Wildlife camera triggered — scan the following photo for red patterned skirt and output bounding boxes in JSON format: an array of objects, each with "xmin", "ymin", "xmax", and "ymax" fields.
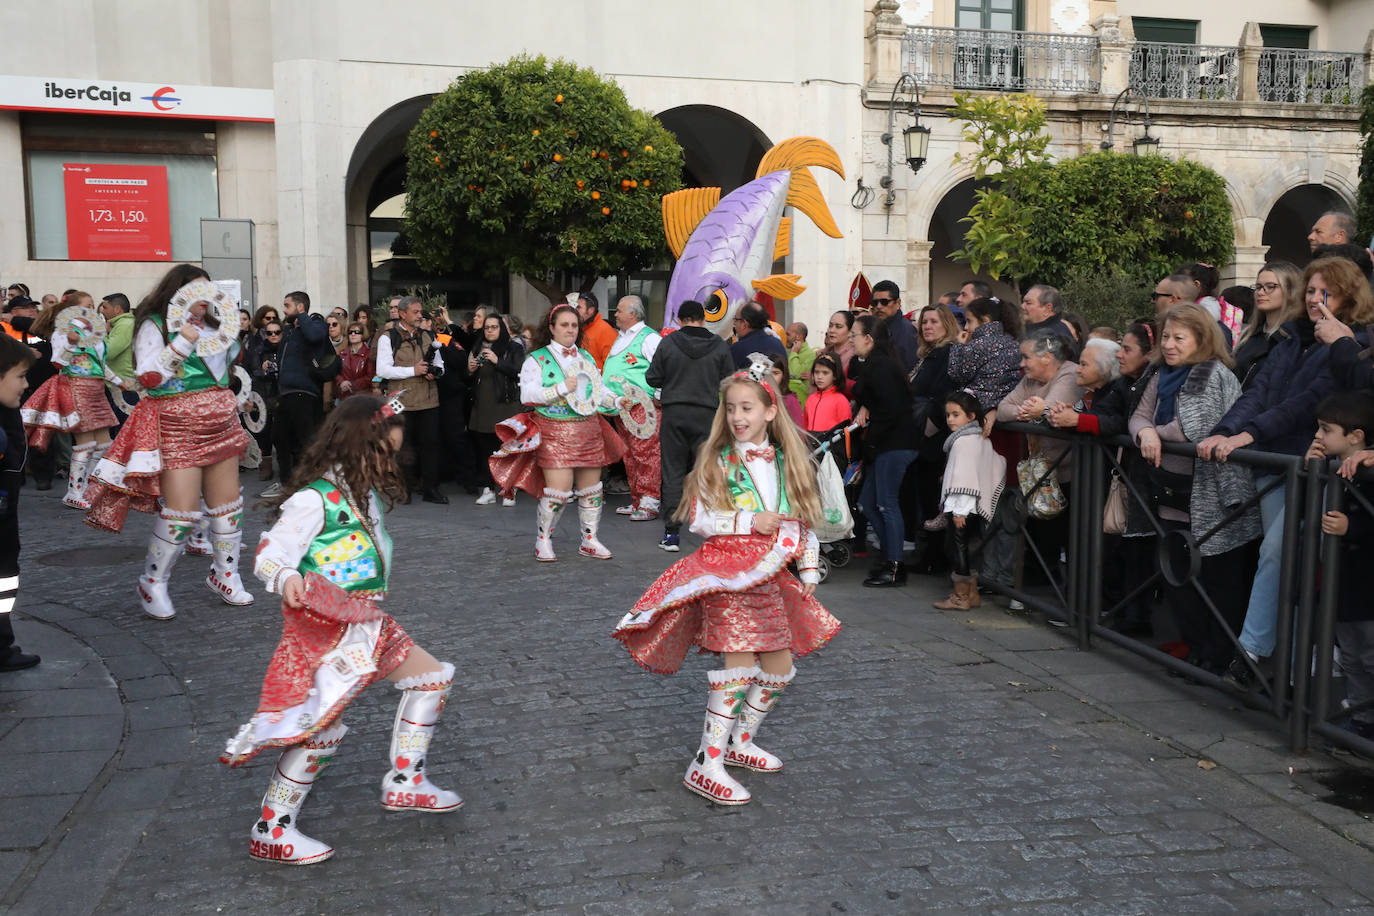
[
  {"xmin": 21, "ymin": 375, "xmax": 117, "ymax": 449},
  {"xmin": 221, "ymin": 606, "xmax": 414, "ymax": 766},
  {"xmin": 613, "ymin": 530, "xmax": 841, "ymax": 674},
  {"xmin": 491, "ymin": 411, "xmax": 627, "ymax": 497},
  {"xmin": 85, "ymin": 387, "xmax": 250, "ymax": 533}
]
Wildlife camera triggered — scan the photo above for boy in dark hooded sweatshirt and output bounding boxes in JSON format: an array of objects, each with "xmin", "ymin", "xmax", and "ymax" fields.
[{"xmin": 0, "ymin": 333, "xmax": 40, "ymax": 671}]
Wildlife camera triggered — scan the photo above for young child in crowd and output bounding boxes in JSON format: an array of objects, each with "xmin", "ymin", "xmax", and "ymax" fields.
[
  {"xmin": 613, "ymin": 356, "xmax": 841, "ymax": 806},
  {"xmin": 1309, "ymin": 390, "xmax": 1374, "ymax": 739},
  {"xmin": 221, "ymin": 395, "xmax": 462, "ymax": 865},
  {"xmin": 933, "ymin": 391, "xmax": 1006, "ymax": 611},
  {"xmin": 767, "ymin": 353, "xmax": 805, "ymax": 428},
  {"xmin": 0, "ymin": 335, "xmax": 40, "ymax": 672},
  {"xmin": 802, "ymin": 353, "xmax": 852, "ymax": 437}
]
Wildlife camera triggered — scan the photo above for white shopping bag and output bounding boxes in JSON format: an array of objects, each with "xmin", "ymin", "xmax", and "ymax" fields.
[{"xmin": 811, "ymin": 451, "xmax": 854, "ymax": 543}]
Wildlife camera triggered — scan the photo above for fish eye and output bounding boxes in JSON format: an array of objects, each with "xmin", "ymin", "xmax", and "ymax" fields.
[{"xmin": 704, "ymin": 290, "xmax": 728, "ymax": 322}]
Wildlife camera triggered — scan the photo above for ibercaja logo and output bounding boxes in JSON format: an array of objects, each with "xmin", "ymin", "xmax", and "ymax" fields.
[{"xmin": 140, "ymin": 86, "xmax": 183, "ymax": 112}]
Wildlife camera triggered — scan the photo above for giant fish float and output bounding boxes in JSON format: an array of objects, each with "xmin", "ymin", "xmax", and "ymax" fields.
[{"xmin": 660, "ymin": 136, "xmax": 844, "ymax": 334}]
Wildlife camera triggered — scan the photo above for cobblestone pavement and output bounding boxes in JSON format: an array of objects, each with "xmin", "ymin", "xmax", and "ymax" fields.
[{"xmin": 4, "ymin": 473, "xmax": 1374, "ymax": 914}]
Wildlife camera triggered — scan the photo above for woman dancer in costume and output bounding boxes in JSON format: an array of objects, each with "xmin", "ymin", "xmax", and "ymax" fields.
[
  {"xmin": 490, "ymin": 303, "xmax": 629, "ymax": 561},
  {"xmin": 222, "ymin": 395, "xmax": 461, "ymax": 865},
  {"xmin": 20, "ymin": 291, "xmax": 123, "ymax": 509},
  {"xmin": 613, "ymin": 355, "xmax": 841, "ymax": 806},
  {"xmin": 83, "ymin": 265, "xmax": 253, "ymax": 619}
]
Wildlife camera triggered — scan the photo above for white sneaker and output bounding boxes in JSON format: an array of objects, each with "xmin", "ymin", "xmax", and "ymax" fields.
[
  {"xmin": 475, "ymin": 488, "xmax": 496, "ymax": 506},
  {"xmin": 260, "ymin": 482, "xmax": 284, "ymax": 498},
  {"xmin": 501, "ymin": 495, "xmax": 516, "ymax": 507}
]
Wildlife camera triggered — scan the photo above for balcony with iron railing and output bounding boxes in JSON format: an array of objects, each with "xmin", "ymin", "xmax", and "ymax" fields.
[{"xmin": 892, "ymin": 19, "xmax": 1371, "ymax": 106}]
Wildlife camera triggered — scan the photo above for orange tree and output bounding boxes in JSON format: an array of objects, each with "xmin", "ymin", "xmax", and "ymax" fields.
[{"xmin": 404, "ymin": 55, "xmax": 684, "ymax": 303}]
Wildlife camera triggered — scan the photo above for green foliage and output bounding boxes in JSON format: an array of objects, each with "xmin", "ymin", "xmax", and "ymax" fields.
[
  {"xmin": 948, "ymin": 92, "xmax": 1051, "ymax": 281},
  {"xmin": 1016, "ymin": 152, "xmax": 1234, "ymax": 290},
  {"xmin": 403, "ymin": 55, "xmax": 684, "ymax": 300},
  {"xmin": 1059, "ymin": 268, "xmax": 1156, "ymax": 334},
  {"xmin": 1358, "ymin": 84, "xmax": 1374, "ymax": 246}
]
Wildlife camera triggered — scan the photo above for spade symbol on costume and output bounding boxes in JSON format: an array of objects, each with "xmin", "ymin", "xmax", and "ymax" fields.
[
  {"xmin": 255, "ymin": 820, "xmax": 268, "ymax": 833},
  {"xmin": 339, "ymin": 511, "xmax": 349, "ymax": 524},
  {"xmin": 392, "ymin": 773, "xmax": 407, "ymax": 784},
  {"xmin": 696, "ymin": 751, "xmax": 705, "ymax": 765},
  {"xmin": 280, "ymin": 814, "xmax": 291, "ymax": 826}
]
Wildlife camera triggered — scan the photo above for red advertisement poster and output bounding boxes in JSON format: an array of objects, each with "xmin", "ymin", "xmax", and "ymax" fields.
[{"xmin": 63, "ymin": 163, "xmax": 171, "ymax": 261}]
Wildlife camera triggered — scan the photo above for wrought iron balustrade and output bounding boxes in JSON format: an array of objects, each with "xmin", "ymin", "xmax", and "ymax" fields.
[
  {"xmin": 1258, "ymin": 48, "xmax": 1364, "ymax": 104},
  {"xmin": 902, "ymin": 26, "xmax": 1100, "ymax": 93},
  {"xmin": 1129, "ymin": 42, "xmax": 1239, "ymax": 100}
]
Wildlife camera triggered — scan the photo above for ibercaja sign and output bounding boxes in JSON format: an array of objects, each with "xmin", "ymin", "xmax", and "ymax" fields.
[{"xmin": 0, "ymin": 75, "xmax": 273, "ymax": 122}]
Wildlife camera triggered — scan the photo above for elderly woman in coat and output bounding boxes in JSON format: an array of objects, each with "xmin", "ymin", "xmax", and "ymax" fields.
[{"xmin": 1130, "ymin": 303, "xmax": 1261, "ymax": 673}]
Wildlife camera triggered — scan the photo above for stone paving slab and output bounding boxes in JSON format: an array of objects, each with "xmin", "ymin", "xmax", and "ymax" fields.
[{"xmin": 2, "ymin": 474, "xmax": 1374, "ymax": 912}]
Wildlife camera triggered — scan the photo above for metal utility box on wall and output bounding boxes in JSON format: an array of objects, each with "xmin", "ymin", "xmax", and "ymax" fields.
[{"xmin": 200, "ymin": 218, "xmax": 256, "ymax": 311}]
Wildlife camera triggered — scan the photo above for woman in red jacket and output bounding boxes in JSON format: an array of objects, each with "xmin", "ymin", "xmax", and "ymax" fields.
[{"xmin": 334, "ymin": 323, "xmax": 374, "ymax": 403}]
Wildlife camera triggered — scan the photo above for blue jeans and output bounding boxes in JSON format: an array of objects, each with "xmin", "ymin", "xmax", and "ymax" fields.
[
  {"xmin": 1238, "ymin": 476, "xmax": 1286, "ymax": 659},
  {"xmin": 859, "ymin": 449, "xmax": 917, "ymax": 563}
]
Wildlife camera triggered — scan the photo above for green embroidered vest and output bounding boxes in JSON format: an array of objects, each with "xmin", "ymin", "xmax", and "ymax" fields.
[
  {"xmin": 529, "ymin": 345, "xmax": 591, "ymax": 420},
  {"xmin": 295, "ymin": 480, "xmax": 390, "ymax": 595},
  {"xmin": 144, "ymin": 316, "xmax": 225, "ymax": 397},
  {"xmin": 722, "ymin": 445, "xmax": 790, "ymax": 515},
  {"xmin": 62, "ymin": 345, "xmax": 106, "ymax": 379},
  {"xmin": 601, "ymin": 326, "xmax": 654, "ymax": 399}
]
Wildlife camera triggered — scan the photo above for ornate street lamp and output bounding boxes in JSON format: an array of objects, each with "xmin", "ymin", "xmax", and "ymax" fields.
[
  {"xmin": 1101, "ymin": 85, "xmax": 1159, "ymax": 155},
  {"xmin": 880, "ymin": 73, "xmax": 928, "ymax": 228}
]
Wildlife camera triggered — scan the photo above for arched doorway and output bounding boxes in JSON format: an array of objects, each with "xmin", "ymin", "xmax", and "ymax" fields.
[
  {"xmin": 627, "ymin": 106, "xmax": 774, "ymax": 326},
  {"xmin": 1262, "ymin": 184, "xmax": 1351, "ymax": 267},
  {"xmin": 345, "ymin": 96, "xmax": 509, "ymax": 317},
  {"xmin": 927, "ymin": 178, "xmax": 1016, "ymax": 304}
]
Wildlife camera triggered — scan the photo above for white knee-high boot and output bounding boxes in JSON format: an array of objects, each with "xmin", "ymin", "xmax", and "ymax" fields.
[
  {"xmin": 186, "ymin": 500, "xmax": 213, "ymax": 557},
  {"xmin": 250, "ymin": 724, "xmax": 346, "ymax": 865},
  {"xmin": 683, "ymin": 666, "xmax": 755, "ymax": 806},
  {"xmin": 204, "ymin": 495, "xmax": 254, "ymax": 605},
  {"xmin": 63, "ymin": 442, "xmax": 96, "ymax": 509},
  {"xmin": 535, "ymin": 488, "xmax": 571, "ymax": 562},
  {"xmin": 381, "ymin": 662, "xmax": 462, "ymax": 813},
  {"xmin": 139, "ymin": 508, "xmax": 200, "ymax": 620},
  {"xmin": 725, "ymin": 666, "xmax": 796, "ymax": 772},
  {"xmin": 576, "ymin": 483, "xmax": 612, "ymax": 559}
]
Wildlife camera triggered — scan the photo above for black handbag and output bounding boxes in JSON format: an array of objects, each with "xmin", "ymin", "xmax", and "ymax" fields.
[{"xmin": 1144, "ymin": 464, "xmax": 1192, "ymax": 514}]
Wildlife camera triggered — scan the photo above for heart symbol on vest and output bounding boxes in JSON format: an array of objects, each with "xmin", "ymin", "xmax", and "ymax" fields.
[
  {"xmin": 395, "ymin": 756, "xmax": 411, "ymax": 770},
  {"xmin": 707, "ymin": 747, "xmax": 721, "ymax": 759},
  {"xmin": 326, "ymin": 490, "xmax": 342, "ymax": 505},
  {"xmin": 261, "ymin": 805, "xmax": 275, "ymax": 821}
]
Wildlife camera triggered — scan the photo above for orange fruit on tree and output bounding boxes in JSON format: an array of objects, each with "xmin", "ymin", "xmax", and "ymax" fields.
[
  {"xmin": 433, "ymin": 156, "xmax": 440, "ymax": 163},
  {"xmin": 629, "ymin": 180, "xmax": 638, "ymax": 188},
  {"xmin": 1184, "ymin": 210, "xmax": 1193, "ymax": 219},
  {"xmin": 621, "ymin": 179, "xmax": 630, "ymax": 189},
  {"xmin": 591, "ymin": 191, "xmax": 600, "ymax": 199},
  {"xmin": 553, "ymin": 153, "xmax": 563, "ymax": 162},
  {"xmin": 576, "ymin": 180, "xmax": 585, "ymax": 189},
  {"xmin": 621, "ymin": 150, "xmax": 628, "ymax": 157},
  {"xmin": 555, "ymin": 94, "xmax": 564, "ymax": 103},
  {"xmin": 429, "ymin": 130, "xmax": 437, "ymax": 138},
  {"xmin": 601, "ymin": 206, "xmax": 610, "ymax": 215},
  {"xmin": 532, "ymin": 129, "xmax": 540, "ymax": 136},
  {"xmin": 643, "ymin": 180, "xmax": 650, "ymax": 188},
  {"xmin": 644, "ymin": 144, "xmax": 653, "ymax": 152}
]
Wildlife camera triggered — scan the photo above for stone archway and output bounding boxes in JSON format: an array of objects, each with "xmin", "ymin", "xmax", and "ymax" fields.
[
  {"xmin": 926, "ymin": 177, "xmax": 1016, "ymax": 305},
  {"xmin": 1261, "ymin": 183, "xmax": 1353, "ymax": 268}
]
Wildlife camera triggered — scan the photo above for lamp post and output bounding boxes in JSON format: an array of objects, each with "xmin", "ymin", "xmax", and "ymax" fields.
[
  {"xmin": 1100, "ymin": 85, "xmax": 1159, "ymax": 155},
  {"xmin": 880, "ymin": 73, "xmax": 929, "ymax": 230}
]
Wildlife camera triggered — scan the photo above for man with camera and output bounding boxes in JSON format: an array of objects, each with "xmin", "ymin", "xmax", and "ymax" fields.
[
  {"xmin": 376, "ymin": 295, "xmax": 448, "ymax": 504},
  {"xmin": 265, "ymin": 290, "xmax": 329, "ymax": 496}
]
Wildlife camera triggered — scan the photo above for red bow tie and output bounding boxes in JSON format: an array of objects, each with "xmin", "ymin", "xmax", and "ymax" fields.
[
  {"xmin": 744, "ymin": 446, "xmax": 775, "ymax": 463},
  {"xmin": 559, "ymin": 346, "xmax": 579, "ymax": 359}
]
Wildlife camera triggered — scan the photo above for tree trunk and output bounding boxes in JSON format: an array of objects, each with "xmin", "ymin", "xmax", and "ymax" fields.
[{"xmin": 524, "ymin": 275, "xmax": 566, "ymax": 306}]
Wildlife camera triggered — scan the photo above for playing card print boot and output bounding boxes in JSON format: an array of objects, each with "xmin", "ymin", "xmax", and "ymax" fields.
[
  {"xmin": 725, "ymin": 666, "xmax": 796, "ymax": 773},
  {"xmin": 250, "ymin": 724, "xmax": 345, "ymax": 865},
  {"xmin": 138, "ymin": 508, "xmax": 199, "ymax": 620},
  {"xmin": 62, "ymin": 442, "xmax": 95, "ymax": 509},
  {"xmin": 381, "ymin": 662, "xmax": 462, "ymax": 813},
  {"xmin": 576, "ymin": 483, "xmax": 612, "ymax": 559},
  {"xmin": 536, "ymin": 488, "xmax": 571, "ymax": 562},
  {"xmin": 683, "ymin": 666, "xmax": 754, "ymax": 806},
  {"xmin": 204, "ymin": 495, "xmax": 254, "ymax": 605}
]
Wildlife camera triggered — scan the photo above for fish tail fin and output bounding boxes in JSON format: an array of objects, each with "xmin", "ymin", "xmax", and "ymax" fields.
[
  {"xmin": 751, "ymin": 274, "xmax": 806, "ymax": 300},
  {"xmin": 773, "ymin": 217, "xmax": 792, "ymax": 262},
  {"xmin": 662, "ymin": 188, "xmax": 721, "ymax": 258},
  {"xmin": 755, "ymin": 137, "xmax": 845, "ymax": 239}
]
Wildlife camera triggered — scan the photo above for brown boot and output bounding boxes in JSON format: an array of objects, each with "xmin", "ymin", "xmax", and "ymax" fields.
[
  {"xmin": 966, "ymin": 574, "xmax": 981, "ymax": 608},
  {"xmin": 257, "ymin": 455, "xmax": 274, "ymax": 481},
  {"xmin": 933, "ymin": 577, "xmax": 974, "ymax": 610}
]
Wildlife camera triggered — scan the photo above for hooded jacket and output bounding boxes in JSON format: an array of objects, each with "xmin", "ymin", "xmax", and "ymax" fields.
[{"xmin": 646, "ymin": 327, "xmax": 734, "ymax": 411}]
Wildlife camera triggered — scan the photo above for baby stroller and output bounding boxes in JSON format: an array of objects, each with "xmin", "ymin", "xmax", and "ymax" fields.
[{"xmin": 808, "ymin": 422, "xmax": 860, "ymax": 583}]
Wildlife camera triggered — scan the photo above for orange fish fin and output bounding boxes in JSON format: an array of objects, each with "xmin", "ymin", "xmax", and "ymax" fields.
[
  {"xmin": 772, "ymin": 217, "xmax": 792, "ymax": 262},
  {"xmin": 751, "ymin": 274, "xmax": 806, "ymax": 300},
  {"xmin": 662, "ymin": 188, "xmax": 721, "ymax": 259},
  {"xmin": 785, "ymin": 170, "xmax": 842, "ymax": 239},
  {"xmin": 755, "ymin": 137, "xmax": 845, "ymax": 180}
]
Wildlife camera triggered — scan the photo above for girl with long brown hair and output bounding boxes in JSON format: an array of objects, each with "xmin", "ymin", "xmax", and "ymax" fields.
[
  {"xmin": 614, "ymin": 357, "xmax": 840, "ymax": 808},
  {"xmin": 222, "ymin": 395, "xmax": 463, "ymax": 865}
]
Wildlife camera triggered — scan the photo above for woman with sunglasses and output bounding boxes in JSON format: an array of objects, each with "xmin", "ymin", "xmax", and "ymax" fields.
[{"xmin": 335, "ymin": 323, "xmax": 374, "ymax": 403}]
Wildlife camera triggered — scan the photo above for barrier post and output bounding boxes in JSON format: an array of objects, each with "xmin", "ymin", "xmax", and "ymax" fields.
[
  {"xmin": 1289, "ymin": 456, "xmax": 1326, "ymax": 753},
  {"xmin": 1271, "ymin": 461, "xmax": 1304, "ymax": 721},
  {"xmin": 1311, "ymin": 463, "xmax": 1341, "ymax": 731}
]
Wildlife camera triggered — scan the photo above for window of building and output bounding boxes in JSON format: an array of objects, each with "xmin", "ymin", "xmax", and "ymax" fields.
[
  {"xmin": 1259, "ymin": 25, "xmax": 1312, "ymax": 49},
  {"xmin": 22, "ymin": 114, "xmax": 219, "ymax": 262},
  {"xmin": 1131, "ymin": 17, "xmax": 1197, "ymax": 44},
  {"xmin": 957, "ymin": 0, "xmax": 1021, "ymax": 31}
]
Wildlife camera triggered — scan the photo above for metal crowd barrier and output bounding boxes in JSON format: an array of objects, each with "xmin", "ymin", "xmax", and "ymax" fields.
[{"xmin": 986, "ymin": 421, "xmax": 1369, "ymax": 755}]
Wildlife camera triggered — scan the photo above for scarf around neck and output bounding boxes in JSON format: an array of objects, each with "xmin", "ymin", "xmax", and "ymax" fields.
[
  {"xmin": 942, "ymin": 419, "xmax": 983, "ymax": 455},
  {"xmin": 1153, "ymin": 364, "xmax": 1190, "ymax": 426}
]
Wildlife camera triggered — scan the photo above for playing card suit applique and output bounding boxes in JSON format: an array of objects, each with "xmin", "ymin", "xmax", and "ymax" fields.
[
  {"xmin": 338, "ymin": 512, "xmax": 349, "ymax": 524},
  {"xmin": 262, "ymin": 805, "xmax": 275, "ymax": 821},
  {"xmin": 695, "ymin": 752, "xmax": 705, "ymax": 765},
  {"xmin": 782, "ymin": 537, "xmax": 795, "ymax": 548},
  {"xmin": 741, "ymin": 732, "xmax": 751, "ymax": 742},
  {"xmin": 707, "ymin": 747, "xmax": 721, "ymax": 759},
  {"xmin": 272, "ymin": 826, "xmax": 284, "ymax": 838},
  {"xmin": 326, "ymin": 490, "xmax": 342, "ymax": 505},
  {"xmin": 413, "ymin": 774, "xmax": 423, "ymax": 785},
  {"xmin": 395, "ymin": 756, "xmax": 411, "ymax": 770}
]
